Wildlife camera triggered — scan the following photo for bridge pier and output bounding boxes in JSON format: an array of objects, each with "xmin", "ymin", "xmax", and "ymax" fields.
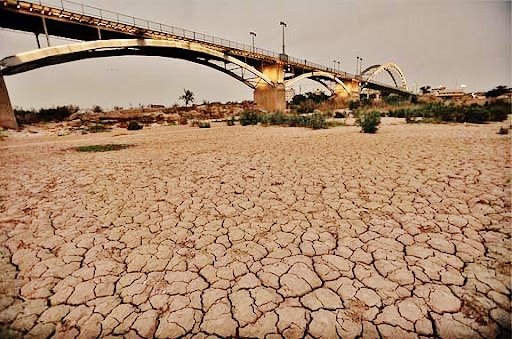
[
  {"xmin": 0, "ymin": 75, "xmax": 18, "ymax": 130},
  {"xmin": 334, "ymin": 79, "xmax": 360, "ymax": 101},
  {"xmin": 254, "ymin": 63, "xmax": 286, "ymax": 112}
]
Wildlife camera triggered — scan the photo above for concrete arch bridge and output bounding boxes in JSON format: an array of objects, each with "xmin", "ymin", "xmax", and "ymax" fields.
[{"xmin": 0, "ymin": 0, "xmax": 414, "ymax": 129}]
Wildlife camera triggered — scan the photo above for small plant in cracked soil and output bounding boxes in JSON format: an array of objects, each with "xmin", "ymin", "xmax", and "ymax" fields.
[
  {"xmin": 497, "ymin": 126, "xmax": 509, "ymax": 135},
  {"xmin": 356, "ymin": 111, "xmax": 381, "ymax": 133},
  {"xmin": 127, "ymin": 121, "xmax": 143, "ymax": 130},
  {"xmin": 74, "ymin": 144, "xmax": 134, "ymax": 152},
  {"xmin": 198, "ymin": 121, "xmax": 211, "ymax": 128}
]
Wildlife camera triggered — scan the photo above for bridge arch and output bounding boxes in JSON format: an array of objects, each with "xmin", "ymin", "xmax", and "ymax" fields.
[
  {"xmin": 284, "ymin": 71, "xmax": 351, "ymax": 95},
  {"xmin": 0, "ymin": 39, "xmax": 275, "ymax": 89},
  {"xmin": 361, "ymin": 63, "xmax": 408, "ymax": 91}
]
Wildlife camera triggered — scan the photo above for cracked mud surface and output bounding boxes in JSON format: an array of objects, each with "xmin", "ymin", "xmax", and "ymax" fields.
[{"xmin": 0, "ymin": 122, "xmax": 510, "ymax": 338}]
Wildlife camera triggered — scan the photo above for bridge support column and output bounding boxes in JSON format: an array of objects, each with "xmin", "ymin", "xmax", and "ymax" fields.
[
  {"xmin": 0, "ymin": 76, "xmax": 18, "ymax": 130},
  {"xmin": 254, "ymin": 63, "xmax": 286, "ymax": 112},
  {"xmin": 334, "ymin": 79, "xmax": 360, "ymax": 101}
]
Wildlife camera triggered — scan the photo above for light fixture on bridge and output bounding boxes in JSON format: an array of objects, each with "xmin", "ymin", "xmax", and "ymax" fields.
[
  {"xmin": 249, "ymin": 31, "xmax": 256, "ymax": 53},
  {"xmin": 279, "ymin": 21, "xmax": 287, "ymax": 56},
  {"xmin": 356, "ymin": 56, "xmax": 364, "ymax": 75}
]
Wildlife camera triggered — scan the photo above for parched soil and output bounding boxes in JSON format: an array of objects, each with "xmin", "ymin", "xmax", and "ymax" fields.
[{"xmin": 0, "ymin": 122, "xmax": 510, "ymax": 338}]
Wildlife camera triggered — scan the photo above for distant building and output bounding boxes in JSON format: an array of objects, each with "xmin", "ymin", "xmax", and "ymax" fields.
[
  {"xmin": 430, "ymin": 87, "xmax": 465, "ymax": 98},
  {"xmin": 149, "ymin": 104, "xmax": 165, "ymax": 108},
  {"xmin": 286, "ymin": 88, "xmax": 295, "ymax": 102}
]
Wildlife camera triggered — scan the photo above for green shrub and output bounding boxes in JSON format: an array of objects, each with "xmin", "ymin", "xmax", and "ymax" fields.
[
  {"xmin": 239, "ymin": 110, "xmax": 261, "ymax": 126},
  {"xmin": 308, "ymin": 112, "xmax": 328, "ymax": 129},
  {"xmin": 268, "ymin": 112, "xmax": 288, "ymax": 125},
  {"xmin": 75, "ymin": 144, "xmax": 133, "ymax": 152},
  {"xmin": 356, "ymin": 111, "xmax": 381, "ymax": 133},
  {"xmin": 198, "ymin": 121, "xmax": 211, "ymax": 128},
  {"xmin": 487, "ymin": 100, "xmax": 510, "ymax": 121},
  {"xmin": 297, "ymin": 99, "xmax": 317, "ymax": 113},
  {"xmin": 92, "ymin": 105, "xmax": 103, "ymax": 113},
  {"xmin": 87, "ymin": 124, "xmax": 109, "ymax": 133},
  {"xmin": 178, "ymin": 115, "xmax": 188, "ymax": 125},
  {"xmin": 463, "ymin": 104, "xmax": 489, "ymax": 123},
  {"xmin": 348, "ymin": 100, "xmax": 360, "ymax": 110},
  {"xmin": 383, "ymin": 94, "xmax": 403, "ymax": 106},
  {"xmin": 226, "ymin": 116, "xmax": 236, "ymax": 126},
  {"xmin": 127, "ymin": 121, "xmax": 143, "ymax": 130},
  {"xmin": 334, "ymin": 112, "xmax": 343, "ymax": 119},
  {"xmin": 15, "ymin": 105, "xmax": 79, "ymax": 124},
  {"xmin": 498, "ymin": 127, "xmax": 509, "ymax": 135}
]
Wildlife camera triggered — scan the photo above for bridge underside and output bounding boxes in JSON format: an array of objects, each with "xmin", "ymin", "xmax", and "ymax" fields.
[{"xmin": 1, "ymin": 47, "xmax": 269, "ymax": 90}]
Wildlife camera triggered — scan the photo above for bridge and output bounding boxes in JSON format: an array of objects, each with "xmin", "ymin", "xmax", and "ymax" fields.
[{"xmin": 0, "ymin": 0, "xmax": 414, "ymax": 129}]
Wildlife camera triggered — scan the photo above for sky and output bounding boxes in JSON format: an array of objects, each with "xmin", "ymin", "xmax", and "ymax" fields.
[{"xmin": 0, "ymin": 0, "xmax": 510, "ymax": 109}]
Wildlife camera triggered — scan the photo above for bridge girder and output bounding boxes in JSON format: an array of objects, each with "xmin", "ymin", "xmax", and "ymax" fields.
[{"xmin": 0, "ymin": 39, "xmax": 276, "ymax": 89}]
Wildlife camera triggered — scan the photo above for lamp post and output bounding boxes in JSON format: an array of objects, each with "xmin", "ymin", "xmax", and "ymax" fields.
[
  {"xmin": 333, "ymin": 60, "xmax": 337, "ymax": 72},
  {"xmin": 359, "ymin": 57, "xmax": 363, "ymax": 75},
  {"xmin": 356, "ymin": 56, "xmax": 360, "ymax": 76},
  {"xmin": 249, "ymin": 31, "xmax": 256, "ymax": 52},
  {"xmin": 280, "ymin": 21, "xmax": 287, "ymax": 55}
]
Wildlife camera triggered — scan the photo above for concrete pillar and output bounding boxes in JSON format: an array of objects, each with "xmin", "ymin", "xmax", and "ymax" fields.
[
  {"xmin": 0, "ymin": 75, "xmax": 18, "ymax": 130},
  {"xmin": 334, "ymin": 79, "xmax": 361, "ymax": 101},
  {"xmin": 254, "ymin": 63, "xmax": 286, "ymax": 112}
]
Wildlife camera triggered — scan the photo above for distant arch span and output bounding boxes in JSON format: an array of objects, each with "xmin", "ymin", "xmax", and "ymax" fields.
[{"xmin": 361, "ymin": 62, "xmax": 408, "ymax": 91}]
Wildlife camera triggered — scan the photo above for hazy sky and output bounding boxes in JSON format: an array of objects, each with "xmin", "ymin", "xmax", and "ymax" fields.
[{"xmin": 0, "ymin": 0, "xmax": 510, "ymax": 109}]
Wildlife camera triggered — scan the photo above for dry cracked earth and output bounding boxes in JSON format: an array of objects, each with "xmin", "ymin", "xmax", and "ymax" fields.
[{"xmin": 0, "ymin": 121, "xmax": 510, "ymax": 338}]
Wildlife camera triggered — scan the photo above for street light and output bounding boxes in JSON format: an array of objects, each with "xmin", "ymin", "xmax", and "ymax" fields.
[
  {"xmin": 333, "ymin": 60, "xmax": 337, "ymax": 72},
  {"xmin": 356, "ymin": 56, "xmax": 360, "ymax": 75},
  {"xmin": 359, "ymin": 57, "xmax": 363, "ymax": 75},
  {"xmin": 280, "ymin": 21, "xmax": 287, "ymax": 55},
  {"xmin": 249, "ymin": 31, "xmax": 256, "ymax": 52}
]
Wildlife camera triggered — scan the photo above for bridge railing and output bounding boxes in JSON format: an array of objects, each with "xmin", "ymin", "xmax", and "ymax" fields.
[{"xmin": 25, "ymin": 0, "xmax": 281, "ymax": 58}]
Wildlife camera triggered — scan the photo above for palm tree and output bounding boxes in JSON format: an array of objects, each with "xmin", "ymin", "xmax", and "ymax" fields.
[{"xmin": 179, "ymin": 89, "xmax": 195, "ymax": 107}]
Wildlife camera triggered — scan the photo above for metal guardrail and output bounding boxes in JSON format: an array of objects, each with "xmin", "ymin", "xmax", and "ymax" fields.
[{"xmin": 10, "ymin": 0, "xmax": 410, "ymax": 92}]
